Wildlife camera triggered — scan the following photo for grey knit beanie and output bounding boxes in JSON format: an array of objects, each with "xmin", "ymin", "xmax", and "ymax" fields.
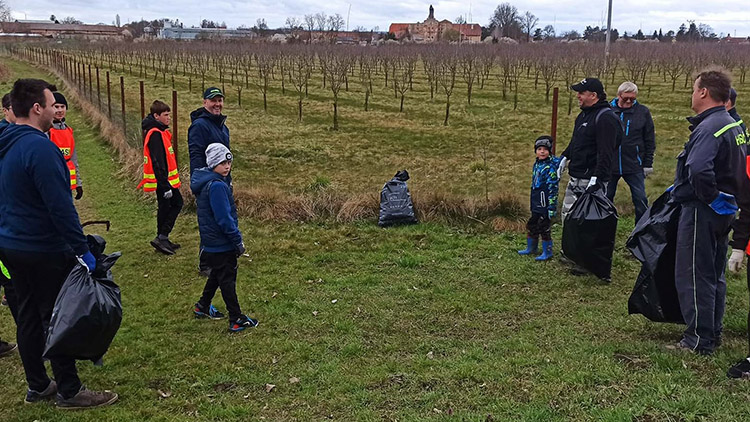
[{"xmin": 205, "ymin": 143, "xmax": 232, "ymax": 169}]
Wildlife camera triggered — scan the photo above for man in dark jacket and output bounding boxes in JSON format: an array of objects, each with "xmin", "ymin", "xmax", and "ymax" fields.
[
  {"xmin": 726, "ymin": 87, "xmax": 750, "ymax": 274},
  {"xmin": 141, "ymin": 100, "xmax": 183, "ymax": 255},
  {"xmin": 606, "ymin": 81, "xmax": 656, "ymax": 223},
  {"xmin": 188, "ymin": 87, "xmax": 229, "ymax": 175},
  {"xmin": 0, "ymin": 93, "xmax": 15, "ymax": 134},
  {"xmin": 0, "ymin": 79, "xmax": 117, "ymax": 408},
  {"xmin": 670, "ymin": 68, "xmax": 746, "ymax": 356},
  {"xmin": 188, "ymin": 87, "xmax": 229, "ymax": 276},
  {"xmin": 558, "ymin": 77, "xmax": 622, "ymax": 220}
]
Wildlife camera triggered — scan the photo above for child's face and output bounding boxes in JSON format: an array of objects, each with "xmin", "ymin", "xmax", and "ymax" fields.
[
  {"xmin": 536, "ymin": 146, "xmax": 549, "ymax": 160},
  {"xmin": 53, "ymin": 104, "xmax": 67, "ymax": 120},
  {"xmin": 213, "ymin": 160, "xmax": 232, "ymax": 177},
  {"xmin": 155, "ymin": 111, "xmax": 171, "ymax": 126}
]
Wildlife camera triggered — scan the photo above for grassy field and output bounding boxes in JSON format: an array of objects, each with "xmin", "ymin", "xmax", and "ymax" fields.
[{"xmin": 2, "ymin": 56, "xmax": 750, "ymax": 421}]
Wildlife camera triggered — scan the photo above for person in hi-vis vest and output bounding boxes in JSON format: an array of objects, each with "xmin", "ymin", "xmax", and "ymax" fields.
[
  {"xmin": 138, "ymin": 100, "xmax": 183, "ymax": 255},
  {"xmin": 47, "ymin": 92, "xmax": 83, "ymax": 200}
]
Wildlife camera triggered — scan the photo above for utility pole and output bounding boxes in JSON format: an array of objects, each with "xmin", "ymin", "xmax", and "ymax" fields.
[{"xmin": 604, "ymin": 0, "xmax": 613, "ymax": 75}]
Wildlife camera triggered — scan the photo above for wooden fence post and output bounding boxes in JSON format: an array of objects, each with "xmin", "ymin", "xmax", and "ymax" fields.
[
  {"xmin": 120, "ymin": 76, "xmax": 127, "ymax": 135},
  {"xmin": 106, "ymin": 71, "xmax": 112, "ymax": 119}
]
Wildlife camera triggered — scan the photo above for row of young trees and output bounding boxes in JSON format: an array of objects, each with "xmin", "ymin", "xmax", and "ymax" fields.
[{"xmin": 31, "ymin": 41, "xmax": 750, "ymax": 129}]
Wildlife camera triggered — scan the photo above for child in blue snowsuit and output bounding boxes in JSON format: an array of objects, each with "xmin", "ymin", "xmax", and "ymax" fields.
[{"xmin": 518, "ymin": 136, "xmax": 560, "ymax": 261}]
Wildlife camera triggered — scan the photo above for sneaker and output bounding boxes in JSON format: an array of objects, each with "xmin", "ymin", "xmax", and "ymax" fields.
[
  {"xmin": 56, "ymin": 386, "xmax": 118, "ymax": 410},
  {"xmin": 1, "ymin": 295, "xmax": 7, "ymax": 306},
  {"xmin": 166, "ymin": 239, "xmax": 181, "ymax": 250},
  {"xmin": 0, "ymin": 340, "xmax": 17, "ymax": 358},
  {"xmin": 728, "ymin": 357, "xmax": 750, "ymax": 379},
  {"xmin": 229, "ymin": 315, "xmax": 259, "ymax": 332},
  {"xmin": 25, "ymin": 380, "xmax": 57, "ymax": 404},
  {"xmin": 666, "ymin": 340, "xmax": 713, "ymax": 356},
  {"xmin": 194, "ymin": 303, "xmax": 225, "ymax": 320},
  {"xmin": 150, "ymin": 237, "xmax": 175, "ymax": 255}
]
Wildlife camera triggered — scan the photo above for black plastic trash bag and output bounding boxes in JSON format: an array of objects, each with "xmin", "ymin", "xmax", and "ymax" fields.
[
  {"xmin": 44, "ymin": 235, "xmax": 123, "ymax": 363},
  {"xmin": 626, "ymin": 191, "xmax": 684, "ymax": 324},
  {"xmin": 561, "ymin": 188, "xmax": 618, "ymax": 280},
  {"xmin": 378, "ymin": 170, "xmax": 418, "ymax": 227}
]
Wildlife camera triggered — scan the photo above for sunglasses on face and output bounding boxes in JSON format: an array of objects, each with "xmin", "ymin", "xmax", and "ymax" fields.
[{"xmin": 619, "ymin": 96, "xmax": 636, "ymax": 103}]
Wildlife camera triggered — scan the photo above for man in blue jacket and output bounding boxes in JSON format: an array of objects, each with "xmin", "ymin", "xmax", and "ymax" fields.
[
  {"xmin": 670, "ymin": 69, "xmax": 746, "ymax": 356},
  {"xmin": 188, "ymin": 87, "xmax": 229, "ymax": 276},
  {"xmin": 0, "ymin": 93, "xmax": 15, "ymax": 134},
  {"xmin": 606, "ymin": 81, "xmax": 655, "ymax": 223},
  {"xmin": 0, "ymin": 79, "xmax": 117, "ymax": 409}
]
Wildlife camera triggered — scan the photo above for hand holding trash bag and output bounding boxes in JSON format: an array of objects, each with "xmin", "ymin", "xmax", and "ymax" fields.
[{"xmin": 78, "ymin": 251, "xmax": 96, "ymax": 272}]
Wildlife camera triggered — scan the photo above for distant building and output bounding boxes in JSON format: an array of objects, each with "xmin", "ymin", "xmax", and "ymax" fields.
[
  {"xmin": 389, "ymin": 5, "xmax": 482, "ymax": 43},
  {"xmin": 293, "ymin": 29, "xmax": 378, "ymax": 44},
  {"xmin": 0, "ymin": 20, "xmax": 125, "ymax": 40},
  {"xmin": 159, "ymin": 21, "xmax": 256, "ymax": 40},
  {"xmin": 722, "ymin": 35, "xmax": 750, "ymax": 44}
]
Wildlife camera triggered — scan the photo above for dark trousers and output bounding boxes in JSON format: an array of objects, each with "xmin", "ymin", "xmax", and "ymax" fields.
[
  {"xmin": 156, "ymin": 188, "xmax": 183, "ymax": 237},
  {"xmin": 198, "ymin": 251, "xmax": 242, "ymax": 320},
  {"xmin": 0, "ymin": 274, "xmax": 18, "ymax": 345},
  {"xmin": 730, "ymin": 206, "xmax": 750, "ymax": 250},
  {"xmin": 606, "ymin": 172, "xmax": 648, "ymax": 223},
  {"xmin": 526, "ymin": 213, "xmax": 551, "ymax": 241},
  {"xmin": 674, "ymin": 202, "xmax": 734, "ymax": 352},
  {"xmin": 0, "ymin": 248, "xmax": 81, "ymax": 398}
]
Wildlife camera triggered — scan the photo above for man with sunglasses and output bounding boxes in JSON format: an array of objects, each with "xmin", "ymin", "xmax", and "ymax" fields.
[{"xmin": 606, "ymin": 81, "xmax": 655, "ymax": 224}]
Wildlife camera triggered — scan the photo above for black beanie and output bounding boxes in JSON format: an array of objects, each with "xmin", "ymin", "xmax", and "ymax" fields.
[{"xmin": 53, "ymin": 92, "xmax": 68, "ymax": 108}]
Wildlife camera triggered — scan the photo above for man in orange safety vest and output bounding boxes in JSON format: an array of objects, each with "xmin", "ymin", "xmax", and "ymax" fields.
[{"xmin": 47, "ymin": 92, "xmax": 83, "ymax": 200}]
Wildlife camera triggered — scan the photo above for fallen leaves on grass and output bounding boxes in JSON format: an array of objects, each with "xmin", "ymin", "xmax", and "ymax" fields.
[
  {"xmin": 289, "ymin": 377, "xmax": 300, "ymax": 384},
  {"xmin": 157, "ymin": 389, "xmax": 171, "ymax": 399},
  {"xmin": 265, "ymin": 384, "xmax": 276, "ymax": 393}
]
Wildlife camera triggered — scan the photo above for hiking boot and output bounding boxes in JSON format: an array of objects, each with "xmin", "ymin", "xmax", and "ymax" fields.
[
  {"xmin": 56, "ymin": 386, "xmax": 118, "ymax": 410},
  {"xmin": 569, "ymin": 264, "xmax": 590, "ymax": 276},
  {"xmin": 150, "ymin": 237, "xmax": 175, "ymax": 255},
  {"xmin": 0, "ymin": 340, "xmax": 17, "ymax": 358},
  {"xmin": 194, "ymin": 303, "xmax": 225, "ymax": 320},
  {"xmin": 25, "ymin": 380, "xmax": 57, "ymax": 404},
  {"xmin": 229, "ymin": 315, "xmax": 259, "ymax": 332},
  {"xmin": 728, "ymin": 357, "xmax": 750, "ymax": 379}
]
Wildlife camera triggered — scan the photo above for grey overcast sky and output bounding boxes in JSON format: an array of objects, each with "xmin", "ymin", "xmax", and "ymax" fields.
[{"xmin": 7, "ymin": 0, "xmax": 750, "ymax": 37}]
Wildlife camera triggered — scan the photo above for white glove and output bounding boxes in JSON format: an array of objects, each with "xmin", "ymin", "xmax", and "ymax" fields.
[
  {"xmin": 586, "ymin": 176, "xmax": 598, "ymax": 189},
  {"xmin": 728, "ymin": 248, "xmax": 745, "ymax": 273},
  {"xmin": 163, "ymin": 189, "xmax": 173, "ymax": 199},
  {"xmin": 643, "ymin": 167, "xmax": 654, "ymax": 178},
  {"xmin": 557, "ymin": 156, "xmax": 569, "ymax": 179}
]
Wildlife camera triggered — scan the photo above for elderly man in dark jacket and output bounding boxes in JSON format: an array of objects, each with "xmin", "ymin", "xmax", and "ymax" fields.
[
  {"xmin": 670, "ymin": 69, "xmax": 746, "ymax": 356},
  {"xmin": 606, "ymin": 81, "xmax": 655, "ymax": 223}
]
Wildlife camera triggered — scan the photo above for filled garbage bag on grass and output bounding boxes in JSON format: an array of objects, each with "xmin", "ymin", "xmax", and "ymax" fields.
[
  {"xmin": 562, "ymin": 188, "xmax": 618, "ymax": 280},
  {"xmin": 44, "ymin": 235, "xmax": 123, "ymax": 363},
  {"xmin": 626, "ymin": 191, "xmax": 684, "ymax": 324},
  {"xmin": 378, "ymin": 170, "xmax": 418, "ymax": 227}
]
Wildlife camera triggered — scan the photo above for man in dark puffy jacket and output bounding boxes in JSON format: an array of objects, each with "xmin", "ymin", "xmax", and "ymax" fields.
[
  {"xmin": 558, "ymin": 77, "xmax": 622, "ymax": 220},
  {"xmin": 606, "ymin": 81, "xmax": 655, "ymax": 223},
  {"xmin": 670, "ymin": 68, "xmax": 745, "ymax": 356},
  {"xmin": 188, "ymin": 87, "xmax": 229, "ymax": 276}
]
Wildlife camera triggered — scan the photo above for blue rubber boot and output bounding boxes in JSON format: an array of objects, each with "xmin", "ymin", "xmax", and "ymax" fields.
[
  {"xmin": 536, "ymin": 240, "xmax": 553, "ymax": 261},
  {"xmin": 518, "ymin": 237, "xmax": 538, "ymax": 255}
]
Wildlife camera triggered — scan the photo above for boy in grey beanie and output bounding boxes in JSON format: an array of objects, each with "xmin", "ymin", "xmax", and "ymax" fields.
[{"xmin": 189, "ymin": 143, "xmax": 258, "ymax": 332}]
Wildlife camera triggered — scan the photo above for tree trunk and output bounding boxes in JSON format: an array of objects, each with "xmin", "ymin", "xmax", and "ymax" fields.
[
  {"xmin": 400, "ymin": 94, "xmax": 405, "ymax": 112},
  {"xmin": 444, "ymin": 97, "xmax": 450, "ymax": 126},
  {"xmin": 467, "ymin": 84, "xmax": 472, "ymax": 104},
  {"xmin": 333, "ymin": 101, "xmax": 338, "ymax": 130},
  {"xmin": 364, "ymin": 90, "xmax": 369, "ymax": 111},
  {"xmin": 298, "ymin": 98, "xmax": 303, "ymax": 122},
  {"xmin": 263, "ymin": 91, "xmax": 267, "ymax": 112}
]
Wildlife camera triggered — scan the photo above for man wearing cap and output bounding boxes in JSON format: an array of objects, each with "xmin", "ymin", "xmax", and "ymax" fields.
[
  {"xmin": 727, "ymin": 87, "xmax": 750, "ymax": 274},
  {"xmin": 558, "ymin": 77, "xmax": 621, "ymax": 220},
  {"xmin": 605, "ymin": 81, "xmax": 655, "ymax": 224},
  {"xmin": 188, "ymin": 87, "xmax": 229, "ymax": 175},
  {"xmin": 48, "ymin": 92, "xmax": 83, "ymax": 200},
  {"xmin": 188, "ymin": 87, "xmax": 230, "ymax": 277}
]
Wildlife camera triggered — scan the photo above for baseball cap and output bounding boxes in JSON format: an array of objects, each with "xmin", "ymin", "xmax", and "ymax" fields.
[
  {"xmin": 203, "ymin": 87, "xmax": 224, "ymax": 100},
  {"xmin": 570, "ymin": 78, "xmax": 605, "ymax": 96}
]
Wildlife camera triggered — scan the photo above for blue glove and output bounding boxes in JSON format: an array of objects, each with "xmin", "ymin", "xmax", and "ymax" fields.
[
  {"xmin": 79, "ymin": 251, "xmax": 97, "ymax": 272},
  {"xmin": 548, "ymin": 210, "xmax": 557, "ymax": 219},
  {"xmin": 709, "ymin": 192, "xmax": 739, "ymax": 216},
  {"xmin": 665, "ymin": 184, "xmax": 674, "ymax": 193}
]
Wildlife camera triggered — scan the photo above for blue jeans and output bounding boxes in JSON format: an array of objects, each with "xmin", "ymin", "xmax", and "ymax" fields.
[{"xmin": 606, "ymin": 172, "xmax": 648, "ymax": 223}]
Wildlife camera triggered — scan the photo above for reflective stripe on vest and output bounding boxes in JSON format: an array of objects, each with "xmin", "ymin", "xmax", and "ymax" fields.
[
  {"xmin": 137, "ymin": 127, "xmax": 181, "ymax": 192},
  {"xmin": 48, "ymin": 126, "xmax": 77, "ymax": 190}
]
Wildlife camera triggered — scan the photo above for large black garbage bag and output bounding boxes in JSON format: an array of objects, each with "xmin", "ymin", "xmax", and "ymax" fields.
[
  {"xmin": 626, "ymin": 191, "xmax": 684, "ymax": 323},
  {"xmin": 44, "ymin": 235, "xmax": 123, "ymax": 363},
  {"xmin": 378, "ymin": 170, "xmax": 418, "ymax": 227},
  {"xmin": 562, "ymin": 188, "xmax": 618, "ymax": 280}
]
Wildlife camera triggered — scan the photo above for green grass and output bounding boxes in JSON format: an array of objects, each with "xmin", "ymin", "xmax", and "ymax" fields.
[{"xmin": 2, "ymin": 56, "xmax": 750, "ymax": 421}]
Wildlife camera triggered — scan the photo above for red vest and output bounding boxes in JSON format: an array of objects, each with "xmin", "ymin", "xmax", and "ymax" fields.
[
  {"xmin": 137, "ymin": 128, "xmax": 181, "ymax": 192},
  {"xmin": 48, "ymin": 126, "xmax": 77, "ymax": 190}
]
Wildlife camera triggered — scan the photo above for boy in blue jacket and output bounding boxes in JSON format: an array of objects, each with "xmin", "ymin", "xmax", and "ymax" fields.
[
  {"xmin": 190, "ymin": 143, "xmax": 258, "ymax": 332},
  {"xmin": 518, "ymin": 136, "xmax": 561, "ymax": 261}
]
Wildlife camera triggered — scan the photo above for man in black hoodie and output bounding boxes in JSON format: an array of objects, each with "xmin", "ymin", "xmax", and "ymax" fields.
[
  {"xmin": 139, "ymin": 100, "xmax": 183, "ymax": 255},
  {"xmin": 726, "ymin": 88, "xmax": 750, "ymax": 274},
  {"xmin": 558, "ymin": 78, "xmax": 621, "ymax": 220}
]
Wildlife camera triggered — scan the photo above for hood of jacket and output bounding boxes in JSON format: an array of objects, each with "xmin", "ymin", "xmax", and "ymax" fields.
[
  {"xmin": 190, "ymin": 107, "xmax": 227, "ymax": 127},
  {"xmin": 0, "ymin": 119, "xmax": 10, "ymax": 135},
  {"xmin": 610, "ymin": 98, "xmax": 639, "ymax": 113},
  {"xmin": 52, "ymin": 118, "xmax": 68, "ymax": 130},
  {"xmin": 141, "ymin": 114, "xmax": 169, "ymax": 132},
  {"xmin": 190, "ymin": 166, "xmax": 225, "ymax": 196},
  {"xmin": 0, "ymin": 124, "xmax": 42, "ymax": 160},
  {"xmin": 687, "ymin": 105, "xmax": 726, "ymax": 132},
  {"xmin": 580, "ymin": 99, "xmax": 611, "ymax": 113}
]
